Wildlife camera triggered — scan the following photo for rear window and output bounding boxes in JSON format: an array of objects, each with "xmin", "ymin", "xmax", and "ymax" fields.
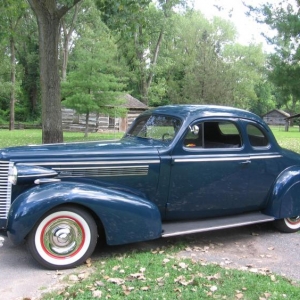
[{"xmin": 247, "ymin": 124, "xmax": 269, "ymax": 147}]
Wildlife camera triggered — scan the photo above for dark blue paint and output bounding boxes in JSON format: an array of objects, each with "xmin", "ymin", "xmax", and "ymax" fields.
[
  {"xmin": 7, "ymin": 181, "xmax": 162, "ymax": 245},
  {"xmin": 1, "ymin": 105, "xmax": 300, "ymax": 246}
]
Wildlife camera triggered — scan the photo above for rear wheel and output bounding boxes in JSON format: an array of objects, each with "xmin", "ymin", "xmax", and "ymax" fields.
[
  {"xmin": 27, "ymin": 206, "xmax": 98, "ymax": 269},
  {"xmin": 274, "ymin": 216, "xmax": 300, "ymax": 233}
]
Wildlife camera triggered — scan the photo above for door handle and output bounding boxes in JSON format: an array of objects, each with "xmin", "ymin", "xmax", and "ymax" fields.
[{"xmin": 240, "ymin": 160, "xmax": 251, "ymax": 165}]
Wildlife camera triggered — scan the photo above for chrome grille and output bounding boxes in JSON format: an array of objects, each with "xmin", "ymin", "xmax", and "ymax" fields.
[{"xmin": 0, "ymin": 161, "xmax": 12, "ymax": 219}]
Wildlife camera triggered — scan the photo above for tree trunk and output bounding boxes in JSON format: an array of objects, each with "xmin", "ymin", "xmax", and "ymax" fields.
[
  {"xmin": 39, "ymin": 15, "xmax": 63, "ymax": 143},
  {"xmin": 61, "ymin": 4, "xmax": 80, "ymax": 81},
  {"xmin": 27, "ymin": 0, "xmax": 81, "ymax": 143},
  {"xmin": 9, "ymin": 33, "xmax": 16, "ymax": 131},
  {"xmin": 84, "ymin": 111, "xmax": 90, "ymax": 138}
]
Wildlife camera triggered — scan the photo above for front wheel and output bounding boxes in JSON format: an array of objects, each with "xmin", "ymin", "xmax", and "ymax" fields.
[
  {"xmin": 27, "ymin": 206, "xmax": 98, "ymax": 269},
  {"xmin": 273, "ymin": 216, "xmax": 300, "ymax": 233}
]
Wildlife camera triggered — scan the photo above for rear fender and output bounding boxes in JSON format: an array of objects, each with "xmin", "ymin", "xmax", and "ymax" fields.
[
  {"xmin": 7, "ymin": 181, "xmax": 162, "ymax": 245},
  {"xmin": 263, "ymin": 166, "xmax": 300, "ymax": 218}
]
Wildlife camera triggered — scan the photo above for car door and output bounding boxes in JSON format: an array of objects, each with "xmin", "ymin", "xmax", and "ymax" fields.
[
  {"xmin": 166, "ymin": 118, "xmax": 253, "ymax": 220},
  {"xmin": 241, "ymin": 120, "xmax": 283, "ymax": 205}
]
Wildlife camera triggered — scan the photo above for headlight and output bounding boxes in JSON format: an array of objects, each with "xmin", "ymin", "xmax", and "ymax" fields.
[{"xmin": 8, "ymin": 165, "xmax": 18, "ymax": 185}]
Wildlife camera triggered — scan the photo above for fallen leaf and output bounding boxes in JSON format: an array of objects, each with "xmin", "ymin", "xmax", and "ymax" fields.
[
  {"xmin": 122, "ymin": 285, "xmax": 134, "ymax": 295},
  {"xmin": 112, "ymin": 265, "xmax": 120, "ymax": 271},
  {"xmin": 107, "ymin": 278, "xmax": 125, "ymax": 285},
  {"xmin": 140, "ymin": 286, "xmax": 150, "ymax": 291},
  {"xmin": 267, "ymin": 247, "xmax": 274, "ymax": 251},
  {"xmin": 264, "ymin": 292, "xmax": 271, "ymax": 298},
  {"xmin": 236, "ymin": 293, "xmax": 244, "ymax": 299},
  {"xmin": 78, "ymin": 273, "xmax": 87, "ymax": 280},
  {"xmin": 210, "ymin": 286, "xmax": 217, "ymax": 292},
  {"xmin": 174, "ymin": 275, "xmax": 195, "ymax": 286},
  {"xmin": 56, "ymin": 271, "xmax": 64, "ymax": 275},
  {"xmin": 207, "ymin": 273, "xmax": 221, "ymax": 281},
  {"xmin": 249, "ymin": 268, "xmax": 258, "ymax": 273},
  {"xmin": 163, "ymin": 258, "xmax": 170, "ymax": 264},
  {"xmin": 86, "ymin": 258, "xmax": 92, "ymax": 264},
  {"xmin": 127, "ymin": 273, "xmax": 146, "ymax": 281},
  {"xmin": 178, "ymin": 262, "xmax": 188, "ymax": 269},
  {"xmin": 156, "ymin": 277, "xmax": 165, "ymax": 286},
  {"xmin": 69, "ymin": 275, "xmax": 79, "ymax": 282},
  {"xmin": 94, "ymin": 281, "xmax": 105, "ymax": 287},
  {"xmin": 92, "ymin": 290, "xmax": 102, "ymax": 298}
]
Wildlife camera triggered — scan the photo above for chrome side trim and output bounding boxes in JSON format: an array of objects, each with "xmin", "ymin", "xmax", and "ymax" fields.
[
  {"xmin": 18, "ymin": 173, "xmax": 58, "ymax": 178},
  {"xmin": 20, "ymin": 160, "xmax": 160, "ymax": 166},
  {"xmin": 35, "ymin": 178, "xmax": 61, "ymax": 184},
  {"xmin": 174, "ymin": 154, "xmax": 282, "ymax": 163},
  {"xmin": 250, "ymin": 155, "xmax": 282, "ymax": 160},
  {"xmin": 175, "ymin": 156, "xmax": 250, "ymax": 163},
  {"xmin": 54, "ymin": 165, "xmax": 150, "ymax": 178}
]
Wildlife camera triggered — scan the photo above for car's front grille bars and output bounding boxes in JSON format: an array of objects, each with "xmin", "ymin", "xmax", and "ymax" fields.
[{"xmin": 0, "ymin": 161, "xmax": 12, "ymax": 219}]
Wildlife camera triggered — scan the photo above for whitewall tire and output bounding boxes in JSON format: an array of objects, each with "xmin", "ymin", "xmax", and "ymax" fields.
[
  {"xmin": 27, "ymin": 206, "xmax": 98, "ymax": 269},
  {"xmin": 274, "ymin": 216, "xmax": 300, "ymax": 233}
]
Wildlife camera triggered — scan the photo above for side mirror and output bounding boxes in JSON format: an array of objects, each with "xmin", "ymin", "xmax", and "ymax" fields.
[{"xmin": 190, "ymin": 125, "xmax": 199, "ymax": 135}]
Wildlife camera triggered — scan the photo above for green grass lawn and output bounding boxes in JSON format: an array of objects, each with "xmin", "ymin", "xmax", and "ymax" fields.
[
  {"xmin": 0, "ymin": 129, "xmax": 123, "ymax": 148},
  {"xmin": 270, "ymin": 125, "xmax": 300, "ymax": 153},
  {"xmin": 1, "ymin": 126, "xmax": 300, "ymax": 153},
  {"xmin": 43, "ymin": 246, "xmax": 300, "ymax": 300}
]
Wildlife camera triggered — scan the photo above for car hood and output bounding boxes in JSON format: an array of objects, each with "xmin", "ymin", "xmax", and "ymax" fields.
[{"xmin": 0, "ymin": 138, "xmax": 161, "ymax": 163}]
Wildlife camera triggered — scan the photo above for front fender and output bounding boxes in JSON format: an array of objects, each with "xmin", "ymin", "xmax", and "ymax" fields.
[
  {"xmin": 263, "ymin": 166, "xmax": 300, "ymax": 218},
  {"xmin": 7, "ymin": 181, "xmax": 162, "ymax": 245}
]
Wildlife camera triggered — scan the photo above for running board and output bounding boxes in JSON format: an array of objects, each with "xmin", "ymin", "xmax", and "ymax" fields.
[{"xmin": 162, "ymin": 212, "xmax": 275, "ymax": 237}]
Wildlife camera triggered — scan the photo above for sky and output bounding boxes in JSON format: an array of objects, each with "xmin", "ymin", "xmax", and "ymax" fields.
[{"xmin": 193, "ymin": 0, "xmax": 276, "ymax": 51}]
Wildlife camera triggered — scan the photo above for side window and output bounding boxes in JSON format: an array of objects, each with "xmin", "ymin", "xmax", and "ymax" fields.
[
  {"xmin": 184, "ymin": 121, "xmax": 242, "ymax": 149},
  {"xmin": 247, "ymin": 124, "xmax": 269, "ymax": 147}
]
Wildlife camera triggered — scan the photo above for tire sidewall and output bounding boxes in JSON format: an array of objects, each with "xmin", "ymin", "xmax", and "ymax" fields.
[
  {"xmin": 28, "ymin": 206, "xmax": 97, "ymax": 269},
  {"xmin": 284, "ymin": 217, "xmax": 300, "ymax": 230},
  {"xmin": 274, "ymin": 217, "xmax": 300, "ymax": 233}
]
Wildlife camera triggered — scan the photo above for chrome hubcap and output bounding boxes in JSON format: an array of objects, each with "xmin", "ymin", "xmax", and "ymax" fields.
[
  {"xmin": 43, "ymin": 218, "xmax": 83, "ymax": 257},
  {"xmin": 287, "ymin": 216, "xmax": 300, "ymax": 224}
]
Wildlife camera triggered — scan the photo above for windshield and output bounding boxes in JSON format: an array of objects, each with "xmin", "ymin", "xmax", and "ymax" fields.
[{"xmin": 126, "ymin": 114, "xmax": 182, "ymax": 144}]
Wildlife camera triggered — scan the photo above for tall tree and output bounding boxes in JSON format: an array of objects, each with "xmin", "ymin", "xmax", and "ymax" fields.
[
  {"xmin": 16, "ymin": 7, "xmax": 40, "ymax": 121},
  {"xmin": 62, "ymin": 23, "xmax": 127, "ymax": 137},
  {"xmin": 27, "ymin": 0, "xmax": 82, "ymax": 143},
  {"xmin": 0, "ymin": 0, "xmax": 27, "ymax": 130},
  {"xmin": 158, "ymin": 11, "xmax": 238, "ymax": 105},
  {"xmin": 60, "ymin": 2, "xmax": 82, "ymax": 81},
  {"xmin": 99, "ymin": 0, "xmax": 186, "ymax": 105},
  {"xmin": 246, "ymin": 0, "xmax": 300, "ymax": 113}
]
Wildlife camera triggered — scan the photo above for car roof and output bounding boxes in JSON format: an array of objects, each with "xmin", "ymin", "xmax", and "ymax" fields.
[{"xmin": 145, "ymin": 105, "xmax": 264, "ymax": 124}]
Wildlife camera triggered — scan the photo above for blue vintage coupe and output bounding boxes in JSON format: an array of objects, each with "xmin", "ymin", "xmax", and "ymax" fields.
[{"xmin": 1, "ymin": 105, "xmax": 300, "ymax": 269}]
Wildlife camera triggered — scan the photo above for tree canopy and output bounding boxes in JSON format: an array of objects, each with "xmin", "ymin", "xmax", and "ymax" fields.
[{"xmin": 3, "ymin": 0, "xmax": 297, "ymax": 142}]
